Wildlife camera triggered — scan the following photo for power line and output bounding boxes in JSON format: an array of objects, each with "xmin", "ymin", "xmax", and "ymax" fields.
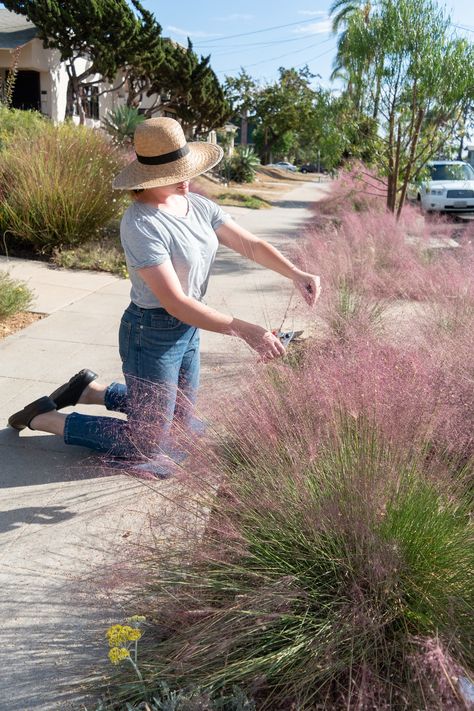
[
  {"xmin": 453, "ymin": 23, "xmax": 474, "ymax": 34},
  {"xmin": 192, "ymin": 16, "xmax": 330, "ymax": 44},
  {"xmin": 215, "ymin": 41, "xmax": 336, "ymax": 76},
  {"xmin": 214, "ymin": 36, "xmax": 334, "ymax": 65},
  {"xmin": 197, "ymin": 31, "xmax": 332, "ymax": 52},
  {"xmin": 207, "ymin": 34, "xmax": 334, "ymax": 60}
]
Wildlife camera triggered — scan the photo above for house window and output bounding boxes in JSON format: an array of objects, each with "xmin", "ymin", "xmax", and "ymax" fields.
[{"xmin": 83, "ymin": 85, "xmax": 99, "ymax": 120}]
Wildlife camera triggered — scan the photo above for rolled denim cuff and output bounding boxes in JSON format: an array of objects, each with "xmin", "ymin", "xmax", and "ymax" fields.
[
  {"xmin": 63, "ymin": 412, "xmax": 80, "ymax": 446},
  {"xmin": 104, "ymin": 381, "xmax": 128, "ymax": 413},
  {"xmin": 64, "ymin": 412, "xmax": 111, "ymax": 449},
  {"xmin": 104, "ymin": 382, "xmax": 119, "ymax": 410}
]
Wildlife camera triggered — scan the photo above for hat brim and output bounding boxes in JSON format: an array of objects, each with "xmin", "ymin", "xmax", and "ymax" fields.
[{"xmin": 112, "ymin": 142, "xmax": 224, "ymax": 190}]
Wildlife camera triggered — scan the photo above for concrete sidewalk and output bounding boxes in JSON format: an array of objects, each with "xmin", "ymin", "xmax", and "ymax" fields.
[{"xmin": 0, "ymin": 179, "xmax": 329, "ymax": 710}]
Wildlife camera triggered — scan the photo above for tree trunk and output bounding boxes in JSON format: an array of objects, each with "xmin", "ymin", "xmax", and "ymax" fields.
[
  {"xmin": 386, "ymin": 111, "xmax": 396, "ymax": 212},
  {"xmin": 68, "ymin": 62, "xmax": 85, "ymax": 125},
  {"xmin": 372, "ymin": 64, "xmax": 382, "ymax": 120},
  {"xmin": 241, "ymin": 110, "xmax": 248, "ymax": 146},
  {"xmin": 396, "ymin": 108, "xmax": 424, "ymax": 220},
  {"xmin": 392, "ymin": 124, "xmax": 402, "ymax": 213}
]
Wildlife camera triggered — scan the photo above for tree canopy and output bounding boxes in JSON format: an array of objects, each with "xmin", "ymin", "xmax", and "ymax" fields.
[
  {"xmin": 3, "ymin": 0, "xmax": 229, "ymax": 133},
  {"xmin": 330, "ymin": 0, "xmax": 474, "ymax": 213}
]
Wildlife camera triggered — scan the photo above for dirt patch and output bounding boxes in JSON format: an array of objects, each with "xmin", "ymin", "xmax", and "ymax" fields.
[
  {"xmin": 195, "ymin": 168, "xmax": 325, "ymax": 204},
  {"xmin": 0, "ymin": 312, "xmax": 45, "ymax": 339}
]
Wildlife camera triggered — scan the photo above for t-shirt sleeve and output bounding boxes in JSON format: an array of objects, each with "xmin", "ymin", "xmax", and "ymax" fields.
[
  {"xmin": 192, "ymin": 193, "xmax": 233, "ymax": 230},
  {"xmin": 210, "ymin": 201, "xmax": 232, "ymax": 230},
  {"xmin": 210, "ymin": 201, "xmax": 233, "ymax": 230},
  {"xmin": 120, "ymin": 214, "xmax": 171, "ymax": 270}
]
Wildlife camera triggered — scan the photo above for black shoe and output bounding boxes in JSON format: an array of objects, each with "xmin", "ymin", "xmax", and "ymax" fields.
[
  {"xmin": 8, "ymin": 396, "xmax": 57, "ymax": 431},
  {"xmin": 49, "ymin": 369, "xmax": 98, "ymax": 410}
]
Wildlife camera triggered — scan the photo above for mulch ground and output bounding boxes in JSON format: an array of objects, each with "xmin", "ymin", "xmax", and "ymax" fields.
[{"xmin": 0, "ymin": 312, "xmax": 45, "ymax": 339}]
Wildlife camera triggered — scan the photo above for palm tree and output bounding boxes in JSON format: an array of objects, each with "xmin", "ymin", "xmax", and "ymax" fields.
[
  {"xmin": 330, "ymin": 0, "xmax": 371, "ymax": 33},
  {"xmin": 330, "ymin": 0, "xmax": 382, "ymax": 117}
]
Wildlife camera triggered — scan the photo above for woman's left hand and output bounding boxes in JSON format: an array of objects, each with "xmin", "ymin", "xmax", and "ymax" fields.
[{"xmin": 292, "ymin": 271, "xmax": 322, "ymax": 306}]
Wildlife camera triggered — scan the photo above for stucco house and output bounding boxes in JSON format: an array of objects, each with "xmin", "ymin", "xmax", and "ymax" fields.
[
  {"xmin": 0, "ymin": 9, "xmax": 177, "ymax": 126},
  {"xmin": 0, "ymin": 9, "xmax": 117, "ymax": 124}
]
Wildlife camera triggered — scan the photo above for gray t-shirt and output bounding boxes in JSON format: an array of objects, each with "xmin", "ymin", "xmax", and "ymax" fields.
[{"xmin": 120, "ymin": 193, "xmax": 232, "ymax": 309}]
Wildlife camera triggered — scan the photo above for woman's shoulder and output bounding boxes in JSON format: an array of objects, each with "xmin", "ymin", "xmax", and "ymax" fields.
[
  {"xmin": 121, "ymin": 202, "xmax": 170, "ymax": 245},
  {"xmin": 189, "ymin": 191, "xmax": 216, "ymax": 207},
  {"xmin": 188, "ymin": 191, "xmax": 220, "ymax": 216}
]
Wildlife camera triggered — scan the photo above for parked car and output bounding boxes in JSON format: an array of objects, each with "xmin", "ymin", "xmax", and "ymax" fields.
[
  {"xmin": 267, "ymin": 161, "xmax": 297, "ymax": 172},
  {"xmin": 414, "ymin": 161, "xmax": 474, "ymax": 212},
  {"xmin": 299, "ymin": 163, "xmax": 318, "ymax": 173}
]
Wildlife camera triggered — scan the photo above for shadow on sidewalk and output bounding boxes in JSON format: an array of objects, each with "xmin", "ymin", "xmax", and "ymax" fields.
[
  {"xmin": 271, "ymin": 199, "xmax": 316, "ymax": 209},
  {"xmin": 0, "ymin": 427, "xmax": 104, "ymax": 488},
  {"xmin": 0, "ymin": 505, "xmax": 75, "ymax": 533},
  {"xmin": 0, "ymin": 577, "xmax": 110, "ymax": 710}
]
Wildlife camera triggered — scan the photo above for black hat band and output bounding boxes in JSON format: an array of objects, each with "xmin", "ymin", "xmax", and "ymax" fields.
[{"xmin": 136, "ymin": 144, "xmax": 190, "ymax": 165}]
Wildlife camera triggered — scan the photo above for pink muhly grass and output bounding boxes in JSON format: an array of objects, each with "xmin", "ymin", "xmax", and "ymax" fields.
[
  {"xmin": 409, "ymin": 637, "xmax": 472, "ymax": 711},
  {"xmin": 301, "ymin": 204, "xmax": 434, "ymax": 303},
  {"xmin": 117, "ymin": 344, "xmax": 473, "ymax": 709},
  {"xmin": 315, "ymin": 164, "xmax": 387, "ymax": 217}
]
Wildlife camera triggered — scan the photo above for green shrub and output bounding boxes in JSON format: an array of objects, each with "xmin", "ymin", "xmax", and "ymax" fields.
[
  {"xmin": 0, "ymin": 270, "xmax": 33, "ymax": 319},
  {"xmin": 0, "ymin": 106, "xmax": 46, "ymax": 149},
  {"xmin": 224, "ymin": 147, "xmax": 260, "ymax": 183},
  {"xmin": 0, "ymin": 122, "xmax": 127, "ymax": 253},
  {"xmin": 102, "ymin": 105, "xmax": 145, "ymax": 145},
  {"xmin": 216, "ymin": 193, "xmax": 271, "ymax": 209}
]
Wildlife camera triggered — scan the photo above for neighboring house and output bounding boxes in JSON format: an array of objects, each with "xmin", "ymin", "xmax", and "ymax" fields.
[
  {"xmin": 0, "ymin": 9, "xmax": 176, "ymax": 126},
  {"xmin": 0, "ymin": 9, "xmax": 114, "ymax": 124}
]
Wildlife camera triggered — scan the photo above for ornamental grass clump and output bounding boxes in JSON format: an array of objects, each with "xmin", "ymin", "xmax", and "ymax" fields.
[
  {"xmin": 315, "ymin": 164, "xmax": 387, "ymax": 217},
  {"xmin": 125, "ymin": 392, "xmax": 473, "ymax": 710},
  {"xmin": 302, "ymin": 185, "xmax": 474, "ymax": 312},
  {"xmin": 0, "ymin": 122, "xmax": 127, "ymax": 253},
  {"xmin": 107, "ymin": 330, "xmax": 473, "ymax": 709}
]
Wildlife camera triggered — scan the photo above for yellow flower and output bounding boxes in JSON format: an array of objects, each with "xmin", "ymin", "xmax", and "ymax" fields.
[
  {"xmin": 120, "ymin": 625, "xmax": 142, "ymax": 642},
  {"xmin": 126, "ymin": 628, "xmax": 142, "ymax": 642},
  {"xmin": 108, "ymin": 646, "xmax": 130, "ymax": 665},
  {"xmin": 106, "ymin": 624, "xmax": 128, "ymax": 647}
]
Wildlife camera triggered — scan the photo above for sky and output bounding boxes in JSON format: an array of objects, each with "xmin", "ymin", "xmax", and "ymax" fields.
[
  {"xmin": 1, "ymin": 0, "xmax": 473, "ymax": 88},
  {"xmin": 139, "ymin": 0, "xmax": 474, "ymax": 88}
]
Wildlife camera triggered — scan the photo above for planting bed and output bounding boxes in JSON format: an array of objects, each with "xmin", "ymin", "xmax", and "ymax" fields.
[
  {"xmin": 0, "ymin": 311, "xmax": 44, "ymax": 339},
  {"xmin": 93, "ymin": 168, "xmax": 473, "ymax": 711}
]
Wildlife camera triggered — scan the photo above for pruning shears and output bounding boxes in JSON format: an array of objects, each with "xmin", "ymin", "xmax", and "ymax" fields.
[{"xmin": 272, "ymin": 329, "xmax": 304, "ymax": 348}]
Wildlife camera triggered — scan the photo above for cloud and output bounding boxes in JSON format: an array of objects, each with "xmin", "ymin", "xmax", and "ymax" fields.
[
  {"xmin": 166, "ymin": 25, "xmax": 218, "ymax": 38},
  {"xmin": 293, "ymin": 18, "xmax": 332, "ymax": 34},
  {"xmin": 215, "ymin": 14, "xmax": 254, "ymax": 21},
  {"xmin": 298, "ymin": 10, "xmax": 328, "ymax": 16}
]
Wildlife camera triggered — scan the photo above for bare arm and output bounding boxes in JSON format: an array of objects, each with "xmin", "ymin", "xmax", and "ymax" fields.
[
  {"xmin": 137, "ymin": 260, "xmax": 285, "ymax": 359},
  {"xmin": 216, "ymin": 220, "xmax": 321, "ymax": 305}
]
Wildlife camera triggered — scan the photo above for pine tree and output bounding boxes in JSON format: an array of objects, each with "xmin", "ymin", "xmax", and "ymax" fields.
[{"xmin": 148, "ymin": 41, "xmax": 230, "ymax": 135}]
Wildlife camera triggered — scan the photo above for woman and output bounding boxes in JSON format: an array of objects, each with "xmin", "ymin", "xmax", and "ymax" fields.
[{"xmin": 9, "ymin": 118, "xmax": 321, "ymax": 476}]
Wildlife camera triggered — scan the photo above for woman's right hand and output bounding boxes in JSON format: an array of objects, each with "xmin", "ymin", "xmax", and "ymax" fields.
[{"xmin": 236, "ymin": 322, "xmax": 286, "ymax": 360}]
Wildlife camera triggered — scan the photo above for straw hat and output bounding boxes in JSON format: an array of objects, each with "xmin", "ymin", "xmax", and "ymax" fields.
[{"xmin": 113, "ymin": 117, "xmax": 224, "ymax": 190}]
